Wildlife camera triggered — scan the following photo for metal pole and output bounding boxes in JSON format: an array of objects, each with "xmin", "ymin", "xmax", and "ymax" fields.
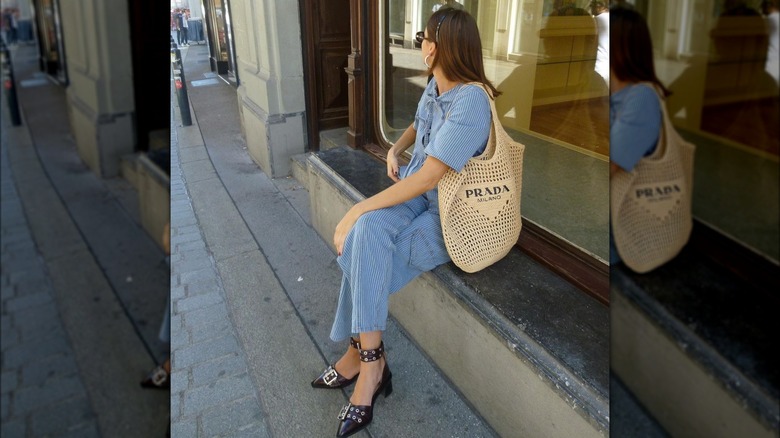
[
  {"xmin": 1, "ymin": 41, "xmax": 22, "ymax": 126},
  {"xmin": 171, "ymin": 47, "xmax": 192, "ymax": 126}
]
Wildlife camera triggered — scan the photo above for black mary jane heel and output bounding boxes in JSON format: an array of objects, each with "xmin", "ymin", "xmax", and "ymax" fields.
[
  {"xmin": 335, "ymin": 342, "xmax": 393, "ymax": 438},
  {"xmin": 311, "ymin": 337, "xmax": 361, "ymax": 389}
]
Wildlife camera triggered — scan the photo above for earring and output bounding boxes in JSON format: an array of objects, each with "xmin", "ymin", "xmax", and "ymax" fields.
[{"xmin": 424, "ymin": 54, "xmax": 432, "ymax": 68}]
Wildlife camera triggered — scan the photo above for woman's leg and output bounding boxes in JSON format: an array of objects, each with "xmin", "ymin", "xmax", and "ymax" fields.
[
  {"xmin": 351, "ymin": 331, "xmax": 385, "ymax": 405},
  {"xmin": 326, "ymin": 199, "xmax": 425, "ymax": 384}
]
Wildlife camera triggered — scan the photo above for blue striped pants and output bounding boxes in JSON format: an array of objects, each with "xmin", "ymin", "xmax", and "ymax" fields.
[{"xmin": 329, "ymin": 195, "xmax": 451, "ymax": 341}]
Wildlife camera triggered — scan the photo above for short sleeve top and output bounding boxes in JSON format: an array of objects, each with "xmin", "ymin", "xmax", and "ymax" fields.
[
  {"xmin": 400, "ymin": 78, "xmax": 492, "ymax": 214},
  {"xmin": 610, "ymin": 83, "xmax": 662, "ymax": 172}
]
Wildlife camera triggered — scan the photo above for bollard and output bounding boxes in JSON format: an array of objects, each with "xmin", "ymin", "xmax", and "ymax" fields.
[
  {"xmin": 1, "ymin": 41, "xmax": 22, "ymax": 126},
  {"xmin": 171, "ymin": 47, "xmax": 192, "ymax": 126}
]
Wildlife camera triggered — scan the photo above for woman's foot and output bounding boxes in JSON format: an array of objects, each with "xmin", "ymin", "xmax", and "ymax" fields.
[
  {"xmin": 141, "ymin": 358, "xmax": 171, "ymax": 389},
  {"xmin": 349, "ymin": 356, "xmax": 385, "ymax": 406},
  {"xmin": 311, "ymin": 338, "xmax": 361, "ymax": 388},
  {"xmin": 336, "ymin": 342, "xmax": 392, "ymax": 437},
  {"xmin": 333, "ymin": 345, "xmax": 361, "ymax": 380}
]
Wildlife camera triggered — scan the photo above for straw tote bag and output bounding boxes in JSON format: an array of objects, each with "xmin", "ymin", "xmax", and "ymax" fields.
[
  {"xmin": 611, "ymin": 84, "xmax": 695, "ymax": 273},
  {"xmin": 438, "ymin": 84, "xmax": 525, "ymax": 273}
]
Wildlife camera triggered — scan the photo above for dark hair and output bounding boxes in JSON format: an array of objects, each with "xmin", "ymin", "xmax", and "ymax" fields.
[
  {"xmin": 610, "ymin": 7, "xmax": 670, "ymax": 96},
  {"xmin": 425, "ymin": 8, "xmax": 501, "ymax": 98}
]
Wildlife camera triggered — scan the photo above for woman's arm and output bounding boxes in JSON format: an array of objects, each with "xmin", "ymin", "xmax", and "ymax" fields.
[
  {"xmin": 387, "ymin": 123, "xmax": 417, "ymax": 182},
  {"xmin": 334, "ymin": 155, "xmax": 449, "ymax": 254}
]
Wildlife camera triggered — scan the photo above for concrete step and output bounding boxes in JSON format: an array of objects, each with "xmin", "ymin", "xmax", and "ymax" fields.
[
  {"xmin": 611, "ymin": 242, "xmax": 779, "ymax": 437},
  {"xmin": 119, "ymin": 153, "xmax": 141, "ymax": 190},
  {"xmin": 299, "ymin": 146, "xmax": 610, "ymax": 437}
]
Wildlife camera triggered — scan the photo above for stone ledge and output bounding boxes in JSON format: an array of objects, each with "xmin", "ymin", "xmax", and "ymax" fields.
[
  {"xmin": 303, "ymin": 146, "xmax": 609, "ymax": 437},
  {"xmin": 138, "ymin": 154, "xmax": 171, "ymax": 250},
  {"xmin": 612, "ymin": 254, "xmax": 779, "ymax": 437}
]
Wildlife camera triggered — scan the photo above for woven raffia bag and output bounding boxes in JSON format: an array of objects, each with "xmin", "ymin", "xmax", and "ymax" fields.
[
  {"xmin": 611, "ymin": 84, "xmax": 695, "ymax": 273},
  {"xmin": 438, "ymin": 84, "xmax": 525, "ymax": 273}
]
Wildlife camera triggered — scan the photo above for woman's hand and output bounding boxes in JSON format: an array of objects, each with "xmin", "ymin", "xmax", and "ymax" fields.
[
  {"xmin": 387, "ymin": 149, "xmax": 400, "ymax": 182},
  {"xmin": 334, "ymin": 205, "xmax": 363, "ymax": 256}
]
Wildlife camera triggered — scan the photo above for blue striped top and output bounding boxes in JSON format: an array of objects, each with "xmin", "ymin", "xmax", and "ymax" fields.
[{"xmin": 400, "ymin": 77, "xmax": 492, "ymax": 214}]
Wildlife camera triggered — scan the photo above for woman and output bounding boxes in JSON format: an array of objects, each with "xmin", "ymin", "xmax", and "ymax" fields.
[
  {"xmin": 609, "ymin": 6, "xmax": 668, "ymax": 264},
  {"xmin": 310, "ymin": 8, "xmax": 499, "ymax": 437}
]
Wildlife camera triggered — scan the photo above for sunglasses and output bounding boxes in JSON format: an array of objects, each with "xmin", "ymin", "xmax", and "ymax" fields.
[
  {"xmin": 415, "ymin": 31, "xmax": 430, "ymax": 44},
  {"xmin": 415, "ymin": 12, "xmax": 450, "ymax": 44}
]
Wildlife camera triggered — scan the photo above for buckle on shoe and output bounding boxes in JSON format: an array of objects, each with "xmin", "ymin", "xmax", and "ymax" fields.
[
  {"xmin": 151, "ymin": 367, "xmax": 168, "ymax": 386},
  {"xmin": 323, "ymin": 367, "xmax": 339, "ymax": 386},
  {"xmin": 338, "ymin": 403, "xmax": 351, "ymax": 420}
]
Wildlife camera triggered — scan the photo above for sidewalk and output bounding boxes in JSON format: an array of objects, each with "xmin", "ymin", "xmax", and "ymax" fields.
[
  {"xmin": 170, "ymin": 43, "xmax": 496, "ymax": 436},
  {"xmin": 1, "ymin": 44, "xmax": 168, "ymax": 437}
]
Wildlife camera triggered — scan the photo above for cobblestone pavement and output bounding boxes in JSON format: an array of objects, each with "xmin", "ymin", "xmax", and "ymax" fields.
[
  {"xmin": 168, "ymin": 103, "xmax": 272, "ymax": 437},
  {"xmin": 1, "ymin": 118, "xmax": 100, "ymax": 437}
]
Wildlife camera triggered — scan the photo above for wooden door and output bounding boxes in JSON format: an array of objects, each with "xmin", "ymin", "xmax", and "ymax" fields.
[{"xmin": 301, "ymin": 0, "xmax": 352, "ymax": 150}]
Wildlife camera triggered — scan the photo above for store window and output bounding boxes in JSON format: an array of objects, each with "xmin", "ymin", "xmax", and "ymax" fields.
[
  {"xmin": 32, "ymin": 0, "xmax": 67, "ymax": 84},
  {"xmin": 204, "ymin": 0, "xmax": 238, "ymax": 81},
  {"xmin": 379, "ymin": 0, "xmax": 610, "ymax": 261},
  {"xmin": 638, "ymin": 0, "xmax": 779, "ymax": 263}
]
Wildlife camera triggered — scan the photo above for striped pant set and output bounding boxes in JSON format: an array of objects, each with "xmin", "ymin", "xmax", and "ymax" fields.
[{"xmin": 329, "ymin": 79, "xmax": 492, "ymax": 341}]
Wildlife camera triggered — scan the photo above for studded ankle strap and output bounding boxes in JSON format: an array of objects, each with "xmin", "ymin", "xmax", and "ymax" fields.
[
  {"xmin": 349, "ymin": 337, "xmax": 361, "ymax": 350},
  {"xmin": 358, "ymin": 342, "xmax": 385, "ymax": 363}
]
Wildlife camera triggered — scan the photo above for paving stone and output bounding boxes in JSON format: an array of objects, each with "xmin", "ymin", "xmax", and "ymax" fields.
[
  {"xmin": 30, "ymin": 396, "xmax": 96, "ymax": 437},
  {"xmin": 170, "ymin": 212, "xmax": 198, "ymax": 227},
  {"xmin": 3, "ymin": 333, "xmax": 72, "ymax": 369},
  {"xmin": 172, "ymin": 253, "xmax": 213, "ymax": 274},
  {"xmin": 171, "ymin": 419, "xmax": 197, "ymax": 437},
  {"xmin": 0, "ymin": 325, "xmax": 19, "ymax": 352},
  {"xmin": 187, "ymin": 315, "xmax": 233, "ymax": 344},
  {"xmin": 6, "ymin": 262, "xmax": 44, "ymax": 283},
  {"xmin": 9, "ymin": 301, "xmax": 58, "ymax": 334},
  {"xmin": 171, "ymin": 285, "xmax": 186, "ymax": 301},
  {"xmin": 182, "ymin": 302, "xmax": 229, "ymax": 329},
  {"xmin": 0, "ymin": 228, "xmax": 32, "ymax": 244},
  {"xmin": 20, "ymin": 354, "xmax": 79, "ymax": 387},
  {"xmin": 1, "ymin": 393, "xmax": 9, "ymax": 421},
  {"xmin": 171, "ymin": 231, "xmax": 203, "ymax": 246},
  {"xmin": 175, "ymin": 292, "xmax": 223, "ymax": 314},
  {"xmin": 1, "ymin": 371, "xmax": 18, "ymax": 394},
  {"xmin": 169, "ymin": 252, "xmax": 184, "ymax": 265},
  {"xmin": 181, "ymin": 245, "xmax": 211, "ymax": 260},
  {"xmin": 53, "ymin": 421, "xmax": 101, "ymax": 438},
  {"xmin": 185, "ymin": 277, "xmax": 221, "ymax": 297},
  {"xmin": 178, "ymin": 266, "xmax": 217, "ymax": 287},
  {"xmin": 171, "ymin": 202, "xmax": 194, "ymax": 214},
  {"xmin": 173, "ymin": 333, "xmax": 240, "ymax": 369},
  {"xmin": 172, "ymin": 392, "xmax": 183, "ymax": 422},
  {"xmin": 4, "ymin": 292, "xmax": 53, "ymax": 312},
  {"xmin": 170, "ymin": 369, "xmax": 189, "ymax": 394},
  {"xmin": 8, "ymin": 270, "xmax": 48, "ymax": 298},
  {"xmin": 170, "ymin": 317, "xmax": 190, "ymax": 349},
  {"xmin": 200, "ymin": 396, "xmax": 270, "ymax": 438},
  {"xmin": 190, "ymin": 352, "xmax": 246, "ymax": 387},
  {"xmin": 174, "ymin": 224, "xmax": 201, "ymax": 237},
  {"xmin": 232, "ymin": 423, "xmax": 273, "ymax": 438},
  {"xmin": 181, "ymin": 373, "xmax": 255, "ymax": 417},
  {"xmin": 0, "ymin": 417, "xmax": 25, "ymax": 437},
  {"xmin": 19, "ymin": 317, "xmax": 67, "ymax": 344},
  {"xmin": 13, "ymin": 375, "xmax": 84, "ymax": 414}
]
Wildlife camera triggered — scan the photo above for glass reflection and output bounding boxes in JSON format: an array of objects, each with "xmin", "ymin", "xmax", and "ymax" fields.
[{"xmin": 638, "ymin": 0, "xmax": 779, "ymax": 262}]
